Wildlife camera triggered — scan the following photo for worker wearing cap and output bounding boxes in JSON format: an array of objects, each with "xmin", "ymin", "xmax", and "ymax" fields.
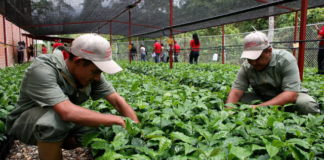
[
  {"xmin": 6, "ymin": 34, "xmax": 140, "ymax": 160},
  {"xmin": 226, "ymin": 31, "xmax": 320, "ymax": 115},
  {"xmin": 173, "ymin": 40, "xmax": 181, "ymax": 62}
]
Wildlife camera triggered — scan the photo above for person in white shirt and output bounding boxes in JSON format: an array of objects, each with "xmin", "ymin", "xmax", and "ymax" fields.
[{"xmin": 140, "ymin": 45, "xmax": 146, "ymax": 62}]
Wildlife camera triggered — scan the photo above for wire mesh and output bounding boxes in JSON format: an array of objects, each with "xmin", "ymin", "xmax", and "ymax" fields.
[{"xmin": 115, "ymin": 22, "xmax": 324, "ymax": 68}]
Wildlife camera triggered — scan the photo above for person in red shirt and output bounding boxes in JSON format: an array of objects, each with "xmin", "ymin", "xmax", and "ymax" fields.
[
  {"xmin": 42, "ymin": 44, "xmax": 47, "ymax": 54},
  {"xmin": 153, "ymin": 40, "xmax": 161, "ymax": 63},
  {"xmin": 173, "ymin": 40, "xmax": 181, "ymax": 62},
  {"xmin": 189, "ymin": 33, "xmax": 201, "ymax": 64},
  {"xmin": 315, "ymin": 25, "xmax": 324, "ymax": 74},
  {"xmin": 53, "ymin": 39, "xmax": 64, "ymax": 51}
]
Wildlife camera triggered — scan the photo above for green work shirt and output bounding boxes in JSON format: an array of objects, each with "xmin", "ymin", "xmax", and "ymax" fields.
[
  {"xmin": 232, "ymin": 49, "xmax": 307, "ymax": 99},
  {"xmin": 6, "ymin": 49, "xmax": 116, "ymax": 133}
]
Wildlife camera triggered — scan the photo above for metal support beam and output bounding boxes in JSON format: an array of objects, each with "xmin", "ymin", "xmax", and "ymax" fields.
[
  {"xmin": 293, "ymin": 11, "xmax": 298, "ymax": 57},
  {"xmin": 169, "ymin": 0, "xmax": 173, "ymax": 68},
  {"xmin": 222, "ymin": 25, "xmax": 225, "ymax": 64},
  {"xmin": 129, "ymin": 9, "xmax": 132, "ymax": 64},
  {"xmin": 297, "ymin": 0, "xmax": 308, "ymax": 81},
  {"xmin": 3, "ymin": 16, "xmax": 8, "ymax": 67}
]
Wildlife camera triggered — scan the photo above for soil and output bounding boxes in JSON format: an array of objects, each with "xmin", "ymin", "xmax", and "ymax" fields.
[{"xmin": 6, "ymin": 140, "xmax": 93, "ymax": 160}]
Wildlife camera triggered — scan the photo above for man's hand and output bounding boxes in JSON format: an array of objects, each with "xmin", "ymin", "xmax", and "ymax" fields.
[
  {"xmin": 106, "ymin": 92, "xmax": 140, "ymax": 123},
  {"xmin": 225, "ymin": 89, "xmax": 245, "ymax": 109},
  {"xmin": 250, "ymin": 105, "xmax": 258, "ymax": 110}
]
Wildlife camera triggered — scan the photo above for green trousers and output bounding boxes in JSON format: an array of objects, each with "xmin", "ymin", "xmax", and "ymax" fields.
[
  {"xmin": 239, "ymin": 92, "xmax": 321, "ymax": 115},
  {"xmin": 8, "ymin": 106, "xmax": 94, "ymax": 145}
]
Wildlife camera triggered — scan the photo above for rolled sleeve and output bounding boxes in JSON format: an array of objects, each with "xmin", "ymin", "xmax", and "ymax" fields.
[
  {"xmin": 232, "ymin": 67, "xmax": 249, "ymax": 91},
  {"xmin": 26, "ymin": 67, "xmax": 68, "ymax": 107},
  {"xmin": 280, "ymin": 61, "xmax": 300, "ymax": 92},
  {"xmin": 90, "ymin": 74, "xmax": 116, "ymax": 100}
]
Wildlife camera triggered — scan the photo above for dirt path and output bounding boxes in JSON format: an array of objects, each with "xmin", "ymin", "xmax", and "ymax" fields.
[{"xmin": 6, "ymin": 140, "xmax": 93, "ymax": 160}]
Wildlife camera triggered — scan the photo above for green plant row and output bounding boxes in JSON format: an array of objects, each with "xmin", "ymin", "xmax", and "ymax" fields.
[{"xmin": 80, "ymin": 64, "xmax": 324, "ymax": 160}]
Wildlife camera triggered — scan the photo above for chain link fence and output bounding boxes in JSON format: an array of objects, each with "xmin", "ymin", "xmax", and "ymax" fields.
[{"xmin": 113, "ymin": 22, "xmax": 324, "ymax": 68}]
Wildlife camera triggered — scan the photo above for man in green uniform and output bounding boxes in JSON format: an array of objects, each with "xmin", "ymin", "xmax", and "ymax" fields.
[
  {"xmin": 6, "ymin": 34, "xmax": 140, "ymax": 160},
  {"xmin": 226, "ymin": 31, "xmax": 320, "ymax": 115}
]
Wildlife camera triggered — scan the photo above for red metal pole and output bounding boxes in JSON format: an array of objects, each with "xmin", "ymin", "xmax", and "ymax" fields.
[
  {"xmin": 169, "ymin": 0, "xmax": 173, "ymax": 68},
  {"xmin": 297, "ymin": 0, "xmax": 308, "ymax": 82},
  {"xmin": 32, "ymin": 37, "xmax": 34, "ymax": 58},
  {"xmin": 293, "ymin": 11, "xmax": 298, "ymax": 57},
  {"xmin": 3, "ymin": 16, "xmax": 8, "ymax": 67},
  {"xmin": 129, "ymin": 9, "xmax": 132, "ymax": 64},
  {"xmin": 222, "ymin": 25, "xmax": 225, "ymax": 64}
]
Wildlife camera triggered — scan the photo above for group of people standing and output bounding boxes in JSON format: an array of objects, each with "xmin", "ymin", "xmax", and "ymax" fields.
[{"xmin": 130, "ymin": 33, "xmax": 201, "ymax": 64}]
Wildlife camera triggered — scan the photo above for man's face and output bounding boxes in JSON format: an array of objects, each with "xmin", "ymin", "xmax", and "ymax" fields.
[
  {"xmin": 74, "ymin": 60, "xmax": 102, "ymax": 86},
  {"xmin": 247, "ymin": 48, "xmax": 272, "ymax": 71}
]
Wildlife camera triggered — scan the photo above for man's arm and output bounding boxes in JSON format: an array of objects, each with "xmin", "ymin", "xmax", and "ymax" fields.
[
  {"xmin": 53, "ymin": 100, "xmax": 126, "ymax": 128},
  {"xmin": 316, "ymin": 35, "xmax": 323, "ymax": 40},
  {"xmin": 251, "ymin": 91, "xmax": 297, "ymax": 109},
  {"xmin": 105, "ymin": 92, "xmax": 140, "ymax": 123},
  {"xmin": 225, "ymin": 89, "xmax": 245, "ymax": 109}
]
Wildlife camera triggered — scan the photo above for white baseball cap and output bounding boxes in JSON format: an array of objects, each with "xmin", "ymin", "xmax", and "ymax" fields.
[
  {"xmin": 58, "ymin": 34, "xmax": 122, "ymax": 74},
  {"xmin": 241, "ymin": 31, "xmax": 270, "ymax": 60}
]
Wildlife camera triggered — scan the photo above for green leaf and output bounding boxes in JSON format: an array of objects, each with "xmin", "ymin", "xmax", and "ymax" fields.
[
  {"xmin": 131, "ymin": 80, "xmax": 141, "ymax": 91},
  {"xmin": 180, "ymin": 143, "xmax": 197, "ymax": 155},
  {"xmin": 289, "ymin": 145, "xmax": 307, "ymax": 160},
  {"xmin": 273, "ymin": 122, "xmax": 286, "ymax": 141},
  {"xmin": 271, "ymin": 140, "xmax": 285, "ymax": 148},
  {"xmin": 126, "ymin": 118, "xmax": 132, "ymax": 133},
  {"xmin": 266, "ymin": 144, "xmax": 279, "ymax": 158},
  {"xmin": 111, "ymin": 132, "xmax": 128, "ymax": 149},
  {"xmin": 128, "ymin": 154, "xmax": 151, "ymax": 160},
  {"xmin": 222, "ymin": 137, "xmax": 246, "ymax": 147},
  {"xmin": 158, "ymin": 137, "xmax": 172, "ymax": 153},
  {"xmin": 131, "ymin": 138, "xmax": 144, "ymax": 147},
  {"xmin": 267, "ymin": 116, "xmax": 275, "ymax": 127},
  {"xmin": 96, "ymin": 151, "xmax": 124, "ymax": 160},
  {"xmin": 196, "ymin": 129, "xmax": 212, "ymax": 141},
  {"xmin": 230, "ymin": 146, "xmax": 252, "ymax": 160},
  {"xmin": 81, "ymin": 131, "xmax": 100, "ymax": 147},
  {"xmin": 252, "ymin": 144, "xmax": 265, "ymax": 151},
  {"xmin": 309, "ymin": 151, "xmax": 314, "ymax": 160},
  {"xmin": 212, "ymin": 131, "xmax": 228, "ymax": 140},
  {"xmin": 146, "ymin": 130, "xmax": 165, "ymax": 136},
  {"xmin": 91, "ymin": 141, "xmax": 111, "ymax": 150},
  {"xmin": 162, "ymin": 92, "xmax": 172, "ymax": 103},
  {"xmin": 136, "ymin": 147, "xmax": 159, "ymax": 159},
  {"xmin": 171, "ymin": 132, "xmax": 192, "ymax": 144},
  {"xmin": 295, "ymin": 130, "xmax": 302, "ymax": 138},
  {"xmin": 167, "ymin": 155, "xmax": 188, "ymax": 160},
  {"xmin": 209, "ymin": 147, "xmax": 222, "ymax": 157},
  {"xmin": 0, "ymin": 120, "xmax": 5, "ymax": 133},
  {"xmin": 286, "ymin": 138, "xmax": 310, "ymax": 149},
  {"xmin": 197, "ymin": 149, "xmax": 208, "ymax": 158}
]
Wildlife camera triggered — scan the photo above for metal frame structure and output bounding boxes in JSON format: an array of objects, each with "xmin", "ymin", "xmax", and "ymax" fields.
[{"xmin": 0, "ymin": 0, "xmax": 319, "ymax": 81}]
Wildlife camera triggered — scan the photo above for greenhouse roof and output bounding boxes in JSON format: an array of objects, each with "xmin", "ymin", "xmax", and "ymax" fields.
[{"xmin": 1, "ymin": 0, "xmax": 324, "ymax": 38}]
